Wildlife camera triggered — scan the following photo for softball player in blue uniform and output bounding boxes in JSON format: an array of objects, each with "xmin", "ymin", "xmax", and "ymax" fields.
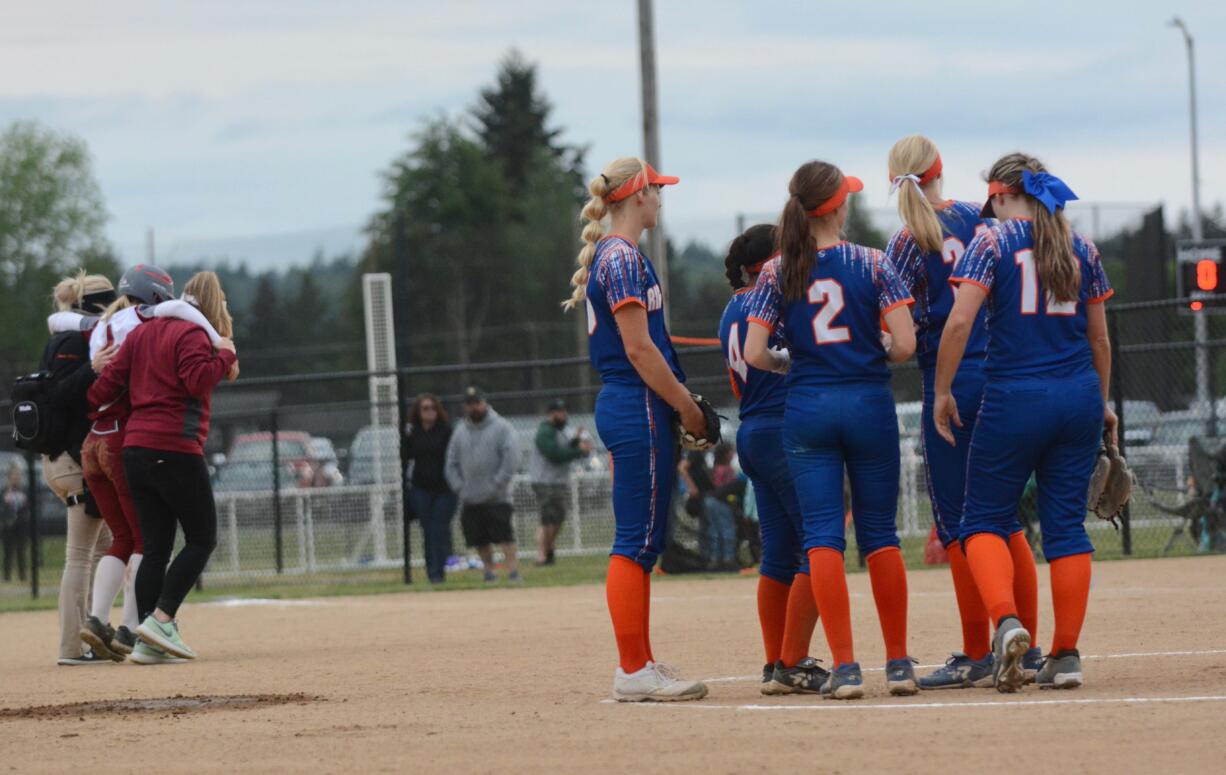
[
  {"xmin": 720, "ymin": 224, "xmax": 826, "ymax": 695},
  {"xmin": 935, "ymin": 152, "xmax": 1115, "ymax": 692},
  {"xmin": 885, "ymin": 136, "xmax": 1042, "ymax": 688},
  {"xmin": 563, "ymin": 156, "xmax": 708, "ymax": 702},
  {"xmin": 743, "ymin": 160, "xmax": 918, "ymax": 700}
]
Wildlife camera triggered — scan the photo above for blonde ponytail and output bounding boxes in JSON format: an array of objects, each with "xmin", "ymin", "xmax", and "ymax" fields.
[
  {"xmin": 563, "ymin": 178, "xmax": 610, "ymax": 311},
  {"xmin": 1033, "ymin": 206, "xmax": 1079, "ymax": 303},
  {"xmin": 888, "ymin": 135, "xmax": 943, "ymax": 253},
  {"xmin": 562, "ymin": 157, "xmax": 649, "ymax": 311},
  {"xmin": 100, "ymin": 296, "xmax": 134, "ymax": 324},
  {"xmin": 52, "ymin": 270, "xmax": 113, "ymax": 312}
]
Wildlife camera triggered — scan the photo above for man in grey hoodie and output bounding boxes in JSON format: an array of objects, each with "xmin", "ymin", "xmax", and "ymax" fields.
[{"xmin": 445, "ymin": 387, "xmax": 521, "ymax": 582}]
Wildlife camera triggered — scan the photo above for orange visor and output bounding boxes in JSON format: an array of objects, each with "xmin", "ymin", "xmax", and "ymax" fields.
[
  {"xmin": 805, "ymin": 175, "xmax": 864, "ymax": 217},
  {"xmin": 918, "ymin": 154, "xmax": 943, "ymax": 185},
  {"xmin": 606, "ymin": 162, "xmax": 680, "ymax": 203},
  {"xmin": 980, "ymin": 180, "xmax": 1020, "ymax": 217}
]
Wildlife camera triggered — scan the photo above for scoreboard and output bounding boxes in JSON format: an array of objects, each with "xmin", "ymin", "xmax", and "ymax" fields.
[{"xmin": 1176, "ymin": 239, "xmax": 1226, "ymax": 312}]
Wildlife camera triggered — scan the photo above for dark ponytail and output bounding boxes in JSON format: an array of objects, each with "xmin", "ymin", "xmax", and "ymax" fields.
[
  {"xmin": 724, "ymin": 223, "xmax": 777, "ymax": 289},
  {"xmin": 779, "ymin": 161, "xmax": 844, "ymax": 302}
]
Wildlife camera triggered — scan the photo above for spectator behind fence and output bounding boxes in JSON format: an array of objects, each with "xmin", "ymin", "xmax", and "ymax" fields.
[
  {"xmin": 405, "ymin": 393, "xmax": 456, "ymax": 584},
  {"xmin": 2, "ymin": 464, "xmax": 29, "ymax": 582},
  {"xmin": 529, "ymin": 399, "xmax": 592, "ymax": 566},
  {"xmin": 445, "ymin": 387, "xmax": 521, "ymax": 583},
  {"xmin": 678, "ymin": 448, "xmax": 739, "ymax": 571}
]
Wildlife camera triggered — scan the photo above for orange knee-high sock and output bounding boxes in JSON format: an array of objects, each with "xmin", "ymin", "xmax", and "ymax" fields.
[
  {"xmin": 779, "ymin": 572, "xmax": 819, "ymax": 666},
  {"xmin": 1008, "ymin": 531, "xmax": 1039, "ymax": 645},
  {"xmin": 946, "ymin": 543, "xmax": 990, "ymax": 660},
  {"xmin": 807, "ymin": 548, "xmax": 854, "ymax": 667},
  {"xmin": 606, "ymin": 556, "xmax": 649, "ymax": 673},
  {"xmin": 1049, "ymin": 553, "xmax": 1092, "ymax": 654},
  {"xmin": 964, "ymin": 534, "xmax": 1017, "ymax": 626},
  {"xmin": 756, "ymin": 576, "xmax": 790, "ymax": 665},
  {"xmin": 866, "ymin": 547, "xmax": 909, "ymax": 661},
  {"xmin": 642, "ymin": 569, "xmax": 654, "ymax": 664}
]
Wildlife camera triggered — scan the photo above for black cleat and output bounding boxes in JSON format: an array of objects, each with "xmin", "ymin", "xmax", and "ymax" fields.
[
  {"xmin": 769, "ymin": 657, "xmax": 831, "ymax": 695},
  {"xmin": 112, "ymin": 626, "xmax": 137, "ymax": 656},
  {"xmin": 79, "ymin": 616, "xmax": 123, "ymax": 662}
]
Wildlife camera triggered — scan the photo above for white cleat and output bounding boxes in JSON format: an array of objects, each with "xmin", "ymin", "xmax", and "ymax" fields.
[{"xmin": 613, "ymin": 661, "xmax": 709, "ymax": 702}]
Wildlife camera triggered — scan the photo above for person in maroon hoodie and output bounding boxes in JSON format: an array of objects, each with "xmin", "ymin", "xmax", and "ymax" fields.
[{"xmin": 88, "ymin": 271, "xmax": 238, "ymax": 664}]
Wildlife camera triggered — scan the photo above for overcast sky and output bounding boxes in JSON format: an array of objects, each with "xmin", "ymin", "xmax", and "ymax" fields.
[{"xmin": 3, "ymin": 1, "xmax": 1223, "ymax": 268}]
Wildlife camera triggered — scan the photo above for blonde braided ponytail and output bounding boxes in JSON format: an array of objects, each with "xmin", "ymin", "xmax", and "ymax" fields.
[{"xmin": 562, "ymin": 157, "xmax": 648, "ymax": 311}]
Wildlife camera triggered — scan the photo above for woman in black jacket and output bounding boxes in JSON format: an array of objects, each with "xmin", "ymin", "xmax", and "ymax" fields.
[{"xmin": 405, "ymin": 394, "xmax": 456, "ymax": 584}]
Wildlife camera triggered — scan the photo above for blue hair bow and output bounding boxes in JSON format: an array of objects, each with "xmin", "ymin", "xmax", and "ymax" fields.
[{"xmin": 1022, "ymin": 170, "xmax": 1078, "ymax": 214}]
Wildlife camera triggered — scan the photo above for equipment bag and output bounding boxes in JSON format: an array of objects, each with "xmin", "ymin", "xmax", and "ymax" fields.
[{"xmin": 10, "ymin": 371, "xmax": 63, "ymax": 454}]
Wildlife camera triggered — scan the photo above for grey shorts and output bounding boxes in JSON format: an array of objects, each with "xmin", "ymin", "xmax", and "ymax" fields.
[{"xmin": 532, "ymin": 483, "xmax": 569, "ymax": 527}]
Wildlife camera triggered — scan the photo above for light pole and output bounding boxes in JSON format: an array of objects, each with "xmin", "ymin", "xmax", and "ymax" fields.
[
  {"xmin": 1170, "ymin": 16, "xmax": 1209, "ymax": 410},
  {"xmin": 637, "ymin": 0, "xmax": 669, "ymax": 318}
]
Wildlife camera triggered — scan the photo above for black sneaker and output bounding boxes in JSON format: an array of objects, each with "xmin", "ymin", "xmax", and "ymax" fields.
[
  {"xmin": 770, "ymin": 657, "xmax": 831, "ymax": 694},
  {"xmin": 79, "ymin": 616, "xmax": 123, "ymax": 663},
  {"xmin": 112, "ymin": 626, "xmax": 137, "ymax": 656},
  {"xmin": 57, "ymin": 650, "xmax": 112, "ymax": 666}
]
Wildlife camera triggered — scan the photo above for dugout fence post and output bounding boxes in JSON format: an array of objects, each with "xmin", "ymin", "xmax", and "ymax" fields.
[
  {"xmin": 26, "ymin": 450, "xmax": 39, "ymax": 599},
  {"xmin": 1108, "ymin": 309, "xmax": 1132, "ymax": 556},
  {"xmin": 271, "ymin": 407, "xmax": 284, "ymax": 574},
  {"xmin": 398, "ymin": 372, "xmax": 412, "ymax": 585}
]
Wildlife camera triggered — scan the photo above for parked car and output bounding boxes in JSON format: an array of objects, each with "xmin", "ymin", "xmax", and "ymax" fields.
[
  {"xmin": 1120, "ymin": 400, "xmax": 1161, "ymax": 448},
  {"xmin": 213, "ymin": 459, "xmax": 304, "ymax": 492},
  {"xmin": 1152, "ymin": 411, "xmax": 1226, "ymax": 449},
  {"xmin": 347, "ymin": 426, "xmax": 400, "ymax": 485},
  {"xmin": 228, "ymin": 431, "xmax": 315, "ymax": 487}
]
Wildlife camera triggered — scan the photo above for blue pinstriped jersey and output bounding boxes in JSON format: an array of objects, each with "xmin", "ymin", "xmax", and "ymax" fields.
[
  {"xmin": 886, "ymin": 200, "xmax": 991, "ymax": 371},
  {"xmin": 585, "ymin": 236, "xmax": 685, "ymax": 387},
  {"xmin": 952, "ymin": 219, "xmax": 1113, "ymax": 380},
  {"xmin": 744, "ymin": 242, "xmax": 913, "ymax": 387},
  {"xmin": 719, "ymin": 288, "xmax": 786, "ymax": 419}
]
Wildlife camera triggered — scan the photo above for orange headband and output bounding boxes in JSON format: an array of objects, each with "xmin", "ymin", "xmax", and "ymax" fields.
[
  {"xmin": 606, "ymin": 162, "xmax": 680, "ymax": 203},
  {"xmin": 918, "ymin": 154, "xmax": 942, "ymax": 185},
  {"xmin": 987, "ymin": 181, "xmax": 1019, "ymax": 198},
  {"xmin": 805, "ymin": 175, "xmax": 865, "ymax": 218}
]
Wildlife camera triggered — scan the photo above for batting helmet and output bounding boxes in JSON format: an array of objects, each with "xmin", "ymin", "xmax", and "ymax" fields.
[{"xmin": 117, "ymin": 264, "xmax": 175, "ymax": 305}]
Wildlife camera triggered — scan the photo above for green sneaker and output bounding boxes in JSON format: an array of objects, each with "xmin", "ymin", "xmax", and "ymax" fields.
[
  {"xmin": 137, "ymin": 616, "xmax": 197, "ymax": 659},
  {"xmin": 130, "ymin": 640, "xmax": 187, "ymax": 666}
]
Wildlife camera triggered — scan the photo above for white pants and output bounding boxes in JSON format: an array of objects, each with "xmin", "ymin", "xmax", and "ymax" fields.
[{"xmin": 43, "ymin": 454, "xmax": 110, "ymax": 659}]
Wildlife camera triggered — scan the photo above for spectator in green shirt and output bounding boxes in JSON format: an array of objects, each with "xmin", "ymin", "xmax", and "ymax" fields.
[{"xmin": 529, "ymin": 399, "xmax": 592, "ymax": 565}]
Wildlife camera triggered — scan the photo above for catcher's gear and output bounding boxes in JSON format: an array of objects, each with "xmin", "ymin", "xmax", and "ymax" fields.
[
  {"xmin": 1087, "ymin": 431, "xmax": 1133, "ymax": 528},
  {"xmin": 676, "ymin": 393, "xmax": 722, "ymax": 451}
]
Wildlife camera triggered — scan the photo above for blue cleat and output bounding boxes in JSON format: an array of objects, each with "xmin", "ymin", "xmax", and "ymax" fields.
[
  {"xmin": 918, "ymin": 652, "xmax": 995, "ymax": 690},
  {"xmin": 821, "ymin": 662, "xmax": 864, "ymax": 700},
  {"xmin": 1022, "ymin": 647, "xmax": 1043, "ymax": 684},
  {"xmin": 886, "ymin": 657, "xmax": 919, "ymax": 696}
]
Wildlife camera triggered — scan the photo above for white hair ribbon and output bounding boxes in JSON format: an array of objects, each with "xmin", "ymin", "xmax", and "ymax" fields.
[{"xmin": 889, "ymin": 174, "xmax": 922, "ymax": 197}]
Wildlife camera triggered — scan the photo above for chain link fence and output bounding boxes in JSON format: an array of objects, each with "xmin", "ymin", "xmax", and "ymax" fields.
[{"xmin": 4, "ymin": 297, "xmax": 1226, "ymax": 600}]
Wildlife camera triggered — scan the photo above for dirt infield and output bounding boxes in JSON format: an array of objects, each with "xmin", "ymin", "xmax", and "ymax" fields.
[{"xmin": 2, "ymin": 556, "xmax": 1225, "ymax": 773}]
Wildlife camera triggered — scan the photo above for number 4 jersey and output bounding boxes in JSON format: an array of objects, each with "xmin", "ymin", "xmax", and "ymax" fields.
[
  {"xmin": 720, "ymin": 287, "xmax": 787, "ymax": 419},
  {"xmin": 744, "ymin": 243, "xmax": 913, "ymax": 387},
  {"xmin": 951, "ymin": 219, "xmax": 1112, "ymax": 380}
]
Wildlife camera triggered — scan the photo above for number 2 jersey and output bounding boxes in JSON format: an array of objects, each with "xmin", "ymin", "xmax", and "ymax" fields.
[
  {"xmin": 585, "ymin": 235, "xmax": 685, "ymax": 387},
  {"xmin": 951, "ymin": 219, "xmax": 1113, "ymax": 380},
  {"xmin": 719, "ymin": 287, "xmax": 786, "ymax": 419},
  {"xmin": 885, "ymin": 200, "xmax": 991, "ymax": 371},
  {"xmin": 744, "ymin": 242, "xmax": 912, "ymax": 388}
]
